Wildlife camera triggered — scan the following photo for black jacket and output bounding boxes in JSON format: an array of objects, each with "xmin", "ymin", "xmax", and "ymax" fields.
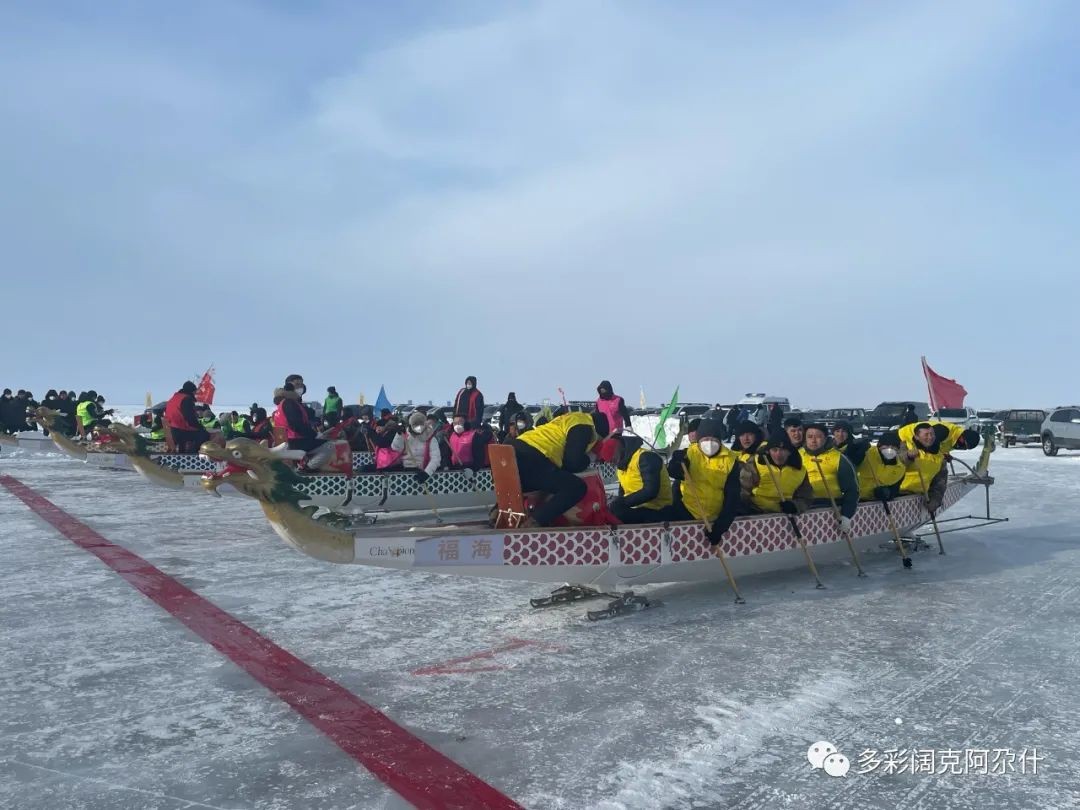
[{"xmin": 563, "ymin": 424, "xmax": 596, "ymax": 473}]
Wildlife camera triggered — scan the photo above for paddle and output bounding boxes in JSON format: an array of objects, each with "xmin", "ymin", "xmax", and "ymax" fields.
[
  {"xmin": 809, "ymin": 457, "xmax": 866, "ymax": 577},
  {"xmin": 763, "ymin": 462, "xmax": 825, "ymax": 589},
  {"xmin": 681, "ymin": 462, "xmax": 745, "ymax": 604}
]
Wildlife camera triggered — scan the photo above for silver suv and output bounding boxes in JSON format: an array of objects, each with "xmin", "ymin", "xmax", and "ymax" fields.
[{"xmin": 1040, "ymin": 407, "xmax": 1080, "ymax": 456}]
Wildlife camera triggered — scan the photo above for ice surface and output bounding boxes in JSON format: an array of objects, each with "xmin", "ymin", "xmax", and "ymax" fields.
[{"xmin": 2, "ymin": 446, "xmax": 1079, "ymax": 808}]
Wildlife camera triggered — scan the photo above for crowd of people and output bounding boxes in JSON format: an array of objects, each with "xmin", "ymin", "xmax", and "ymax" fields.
[
  {"xmin": 1, "ymin": 388, "xmax": 115, "ymax": 436},
  {"xmin": 9, "ymin": 374, "xmax": 981, "ymax": 545}
]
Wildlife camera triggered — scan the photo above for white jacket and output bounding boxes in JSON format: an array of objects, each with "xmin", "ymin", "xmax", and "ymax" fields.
[{"xmin": 391, "ymin": 430, "xmax": 441, "ymax": 476}]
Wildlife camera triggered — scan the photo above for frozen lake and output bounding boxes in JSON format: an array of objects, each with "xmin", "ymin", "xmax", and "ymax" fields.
[{"xmin": 1, "ymin": 443, "xmax": 1078, "ymax": 808}]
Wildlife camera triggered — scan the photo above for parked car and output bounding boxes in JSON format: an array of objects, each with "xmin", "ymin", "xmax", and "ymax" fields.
[
  {"xmin": 976, "ymin": 409, "xmax": 1001, "ymax": 430},
  {"xmin": 1040, "ymin": 407, "xmax": 1080, "ymax": 456},
  {"xmin": 735, "ymin": 393, "xmax": 791, "ymax": 410},
  {"xmin": 674, "ymin": 403, "xmax": 714, "ymax": 420},
  {"xmin": 820, "ymin": 408, "xmax": 869, "ymax": 435},
  {"xmin": 932, "ymin": 407, "xmax": 979, "ymax": 429},
  {"xmin": 865, "ymin": 401, "xmax": 930, "ymax": 439},
  {"xmin": 1000, "ymin": 409, "xmax": 1046, "ymax": 447}
]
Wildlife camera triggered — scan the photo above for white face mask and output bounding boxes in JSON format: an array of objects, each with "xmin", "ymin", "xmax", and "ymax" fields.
[
  {"xmin": 453, "ymin": 424, "xmax": 465, "ymax": 434},
  {"xmin": 516, "ymin": 421, "xmax": 527, "ymax": 430},
  {"xmin": 699, "ymin": 439, "xmax": 721, "ymax": 457},
  {"xmin": 295, "ymin": 385, "xmax": 306, "ymax": 397},
  {"xmin": 411, "ymin": 425, "xmax": 425, "ymax": 434},
  {"xmin": 880, "ymin": 446, "xmax": 898, "ymax": 460}
]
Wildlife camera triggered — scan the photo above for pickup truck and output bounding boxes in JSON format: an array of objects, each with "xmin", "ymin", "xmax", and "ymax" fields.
[{"xmin": 1000, "ymin": 409, "xmax": 1046, "ymax": 447}]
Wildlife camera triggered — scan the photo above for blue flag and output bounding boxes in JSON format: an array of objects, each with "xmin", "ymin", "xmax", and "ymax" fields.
[{"xmin": 374, "ymin": 385, "xmax": 393, "ymax": 414}]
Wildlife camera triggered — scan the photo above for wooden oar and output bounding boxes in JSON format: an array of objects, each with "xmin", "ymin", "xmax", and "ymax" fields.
[
  {"xmin": 915, "ymin": 465, "xmax": 945, "ymax": 555},
  {"xmin": 764, "ymin": 463, "xmax": 825, "ymax": 589},
  {"xmin": 681, "ymin": 462, "xmax": 745, "ymax": 604},
  {"xmin": 421, "ymin": 479, "xmax": 444, "ymax": 525},
  {"xmin": 810, "ymin": 457, "xmax": 865, "ymax": 577},
  {"xmin": 862, "ymin": 455, "xmax": 912, "ymax": 568}
]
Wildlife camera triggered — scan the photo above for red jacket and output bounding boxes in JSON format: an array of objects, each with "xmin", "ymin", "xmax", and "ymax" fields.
[{"xmin": 164, "ymin": 391, "xmax": 199, "ymax": 431}]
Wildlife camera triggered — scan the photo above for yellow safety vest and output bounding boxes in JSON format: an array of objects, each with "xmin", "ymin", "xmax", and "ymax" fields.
[
  {"xmin": 751, "ymin": 459, "xmax": 807, "ymax": 512},
  {"xmin": 856, "ymin": 446, "xmax": 907, "ymax": 500},
  {"xmin": 616, "ymin": 448, "xmax": 673, "ymax": 511},
  {"xmin": 680, "ymin": 443, "xmax": 737, "ymax": 521},
  {"xmin": 518, "ymin": 412, "xmax": 597, "ymax": 468},
  {"xmin": 900, "ymin": 446, "xmax": 944, "ymax": 495},
  {"xmin": 801, "ymin": 446, "xmax": 842, "ymax": 500},
  {"xmin": 76, "ymin": 401, "xmax": 95, "ymax": 427}
]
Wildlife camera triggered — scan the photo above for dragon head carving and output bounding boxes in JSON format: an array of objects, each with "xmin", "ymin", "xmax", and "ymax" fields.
[{"xmin": 199, "ymin": 438, "xmax": 307, "ymax": 505}]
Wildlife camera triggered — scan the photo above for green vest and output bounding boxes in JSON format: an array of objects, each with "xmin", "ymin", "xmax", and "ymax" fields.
[
  {"xmin": 76, "ymin": 401, "xmax": 95, "ymax": 427},
  {"xmin": 324, "ymin": 395, "xmax": 343, "ymax": 414},
  {"xmin": 199, "ymin": 416, "xmax": 219, "ymax": 430},
  {"xmin": 149, "ymin": 427, "xmax": 166, "ymax": 441}
]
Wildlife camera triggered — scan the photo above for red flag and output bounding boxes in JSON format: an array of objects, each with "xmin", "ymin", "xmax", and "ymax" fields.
[
  {"xmin": 195, "ymin": 366, "xmax": 216, "ymax": 405},
  {"xmin": 921, "ymin": 356, "xmax": 966, "ymax": 412}
]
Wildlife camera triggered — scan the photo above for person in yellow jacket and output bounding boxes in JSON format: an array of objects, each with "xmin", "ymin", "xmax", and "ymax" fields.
[
  {"xmin": 897, "ymin": 422, "xmax": 955, "ymax": 512},
  {"xmin": 665, "ymin": 417, "xmax": 745, "ymax": 545},
  {"xmin": 800, "ymin": 423, "xmax": 860, "ymax": 533},
  {"xmin": 855, "ymin": 430, "xmax": 906, "ymax": 501},
  {"xmin": 897, "ymin": 420, "xmax": 980, "ymax": 455},
  {"xmin": 744, "ymin": 432, "xmax": 814, "ymax": 514},
  {"xmin": 512, "ymin": 410, "xmax": 610, "ymax": 526},
  {"xmin": 608, "ymin": 435, "xmax": 672, "ymax": 524},
  {"xmin": 729, "ymin": 420, "xmax": 765, "ymax": 463}
]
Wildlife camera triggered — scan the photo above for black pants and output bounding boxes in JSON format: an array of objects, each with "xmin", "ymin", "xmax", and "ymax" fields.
[
  {"xmin": 324, "ymin": 411, "xmax": 341, "ymax": 428},
  {"xmin": 172, "ymin": 427, "xmax": 210, "ymax": 453},
  {"xmin": 611, "ymin": 499, "xmax": 667, "ymax": 524},
  {"xmin": 658, "ymin": 501, "xmax": 695, "ymax": 523},
  {"xmin": 512, "ymin": 441, "xmax": 586, "ymax": 526}
]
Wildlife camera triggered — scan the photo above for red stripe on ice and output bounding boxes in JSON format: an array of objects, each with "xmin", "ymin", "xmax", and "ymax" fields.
[{"xmin": 0, "ymin": 475, "xmax": 521, "ymax": 810}]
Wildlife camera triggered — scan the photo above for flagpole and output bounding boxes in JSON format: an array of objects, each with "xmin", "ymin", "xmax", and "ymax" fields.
[{"xmin": 920, "ymin": 356, "xmax": 937, "ymax": 413}]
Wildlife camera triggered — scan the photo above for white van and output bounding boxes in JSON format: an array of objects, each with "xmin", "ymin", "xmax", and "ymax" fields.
[{"xmin": 735, "ymin": 393, "xmax": 792, "ymax": 409}]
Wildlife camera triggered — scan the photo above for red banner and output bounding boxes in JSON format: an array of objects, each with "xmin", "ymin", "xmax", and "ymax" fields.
[
  {"xmin": 921, "ymin": 356, "xmax": 966, "ymax": 412},
  {"xmin": 195, "ymin": 367, "xmax": 216, "ymax": 405}
]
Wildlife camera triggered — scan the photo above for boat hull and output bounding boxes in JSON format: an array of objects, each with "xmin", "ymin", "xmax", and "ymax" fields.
[{"xmin": 264, "ymin": 474, "xmax": 982, "ymax": 586}]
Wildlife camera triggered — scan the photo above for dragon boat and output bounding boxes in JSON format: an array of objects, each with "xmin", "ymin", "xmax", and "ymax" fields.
[
  {"xmin": 196, "ymin": 433, "xmax": 1001, "ymax": 615},
  {"xmin": 22, "ymin": 409, "xmax": 619, "ymax": 515}
]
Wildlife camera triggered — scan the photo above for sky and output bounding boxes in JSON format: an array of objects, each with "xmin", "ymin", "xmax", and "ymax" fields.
[{"xmin": 2, "ymin": 0, "xmax": 1079, "ymax": 409}]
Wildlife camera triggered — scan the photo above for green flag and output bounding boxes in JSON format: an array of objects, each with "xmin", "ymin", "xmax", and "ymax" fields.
[{"xmin": 654, "ymin": 386, "xmax": 680, "ymax": 448}]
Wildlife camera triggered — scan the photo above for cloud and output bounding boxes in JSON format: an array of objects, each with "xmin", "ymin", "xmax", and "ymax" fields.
[{"xmin": 2, "ymin": 0, "xmax": 1078, "ymax": 406}]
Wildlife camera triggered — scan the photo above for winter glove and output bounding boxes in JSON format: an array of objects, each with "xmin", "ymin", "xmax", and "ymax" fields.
[
  {"xmin": 461, "ymin": 467, "xmax": 475, "ymax": 479},
  {"xmin": 874, "ymin": 486, "xmax": 893, "ymax": 502},
  {"xmin": 669, "ymin": 449, "xmax": 688, "ymax": 479},
  {"xmin": 706, "ymin": 522, "xmax": 726, "ymax": 547},
  {"xmin": 413, "ymin": 470, "xmax": 430, "ymax": 484},
  {"xmin": 837, "ymin": 516, "xmax": 852, "ymax": 535},
  {"xmin": 779, "ymin": 500, "xmax": 798, "ymax": 515}
]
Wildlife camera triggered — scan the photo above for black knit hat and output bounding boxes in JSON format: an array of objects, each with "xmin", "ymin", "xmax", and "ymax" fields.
[
  {"xmin": 959, "ymin": 429, "xmax": 981, "ymax": 449},
  {"xmin": 878, "ymin": 430, "xmax": 902, "ymax": 448},
  {"xmin": 804, "ymin": 422, "xmax": 828, "ymax": 437},
  {"xmin": 783, "ymin": 416, "xmax": 803, "ymax": 428},
  {"xmin": 181, "ymin": 381, "xmax": 197, "ymax": 394},
  {"xmin": 735, "ymin": 420, "xmax": 760, "ymax": 436},
  {"xmin": 696, "ymin": 416, "xmax": 726, "ymax": 441},
  {"xmin": 764, "ymin": 430, "xmax": 794, "ymax": 451},
  {"xmin": 832, "ymin": 420, "xmax": 853, "ymax": 434}
]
